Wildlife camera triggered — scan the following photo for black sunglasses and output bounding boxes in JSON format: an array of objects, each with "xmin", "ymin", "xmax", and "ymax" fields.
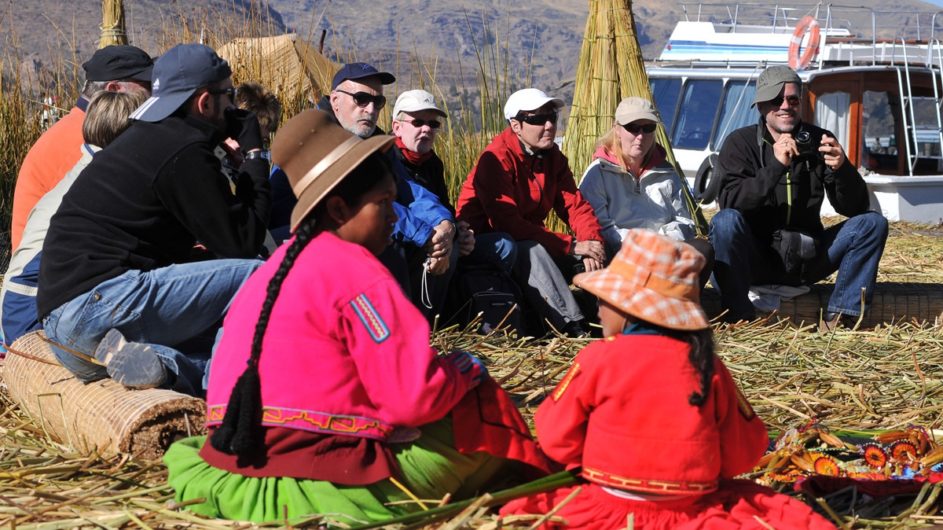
[
  {"xmin": 336, "ymin": 89, "xmax": 387, "ymax": 109},
  {"xmin": 208, "ymin": 87, "xmax": 237, "ymax": 99},
  {"xmin": 622, "ymin": 122, "xmax": 658, "ymax": 135},
  {"xmin": 402, "ymin": 118, "xmax": 442, "ymax": 129},
  {"xmin": 515, "ymin": 111, "xmax": 558, "ymax": 126},
  {"xmin": 768, "ymin": 94, "xmax": 801, "ymax": 107}
]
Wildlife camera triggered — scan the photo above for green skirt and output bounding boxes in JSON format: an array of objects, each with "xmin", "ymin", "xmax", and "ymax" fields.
[{"xmin": 164, "ymin": 419, "xmax": 505, "ymax": 525}]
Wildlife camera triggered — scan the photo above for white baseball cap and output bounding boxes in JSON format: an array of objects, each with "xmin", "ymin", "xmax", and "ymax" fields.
[
  {"xmin": 504, "ymin": 88, "xmax": 564, "ymax": 121},
  {"xmin": 393, "ymin": 89, "xmax": 446, "ymax": 118}
]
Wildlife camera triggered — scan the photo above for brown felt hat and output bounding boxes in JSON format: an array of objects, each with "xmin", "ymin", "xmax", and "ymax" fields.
[{"xmin": 271, "ymin": 110, "xmax": 393, "ymax": 232}]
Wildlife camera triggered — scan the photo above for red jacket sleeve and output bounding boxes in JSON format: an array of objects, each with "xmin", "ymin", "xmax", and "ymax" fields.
[
  {"xmin": 712, "ymin": 359, "xmax": 769, "ymax": 477},
  {"xmin": 471, "ymin": 151, "xmax": 576, "ymax": 256},
  {"xmin": 549, "ymin": 159, "xmax": 603, "ymax": 244},
  {"xmin": 533, "ymin": 348, "xmax": 595, "ymax": 468}
]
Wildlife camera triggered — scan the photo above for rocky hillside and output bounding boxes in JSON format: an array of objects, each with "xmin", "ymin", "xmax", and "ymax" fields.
[{"xmin": 3, "ymin": 0, "xmax": 941, "ymax": 104}]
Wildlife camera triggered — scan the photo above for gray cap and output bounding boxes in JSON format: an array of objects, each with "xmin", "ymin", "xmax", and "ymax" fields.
[{"xmin": 752, "ymin": 65, "xmax": 802, "ymax": 106}]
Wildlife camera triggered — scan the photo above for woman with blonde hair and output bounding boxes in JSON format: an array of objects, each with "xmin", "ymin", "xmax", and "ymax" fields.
[{"xmin": 579, "ymin": 97, "xmax": 713, "ymax": 286}]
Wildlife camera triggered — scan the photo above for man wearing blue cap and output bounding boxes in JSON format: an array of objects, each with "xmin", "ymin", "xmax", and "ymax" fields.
[
  {"xmin": 710, "ymin": 65, "xmax": 887, "ymax": 329},
  {"xmin": 37, "ymin": 43, "xmax": 270, "ymax": 396}
]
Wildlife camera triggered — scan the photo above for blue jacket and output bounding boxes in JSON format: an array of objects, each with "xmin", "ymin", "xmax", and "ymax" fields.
[{"xmin": 268, "ymin": 99, "xmax": 452, "ymax": 246}]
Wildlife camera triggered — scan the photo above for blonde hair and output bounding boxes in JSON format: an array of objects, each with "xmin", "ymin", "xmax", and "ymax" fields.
[
  {"xmin": 595, "ymin": 122, "xmax": 657, "ymax": 171},
  {"xmin": 82, "ymin": 90, "xmax": 148, "ymax": 148},
  {"xmin": 596, "ymin": 124, "xmax": 627, "ymax": 171}
]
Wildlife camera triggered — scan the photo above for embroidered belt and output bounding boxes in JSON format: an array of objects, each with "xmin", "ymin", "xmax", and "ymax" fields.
[
  {"xmin": 207, "ymin": 404, "xmax": 397, "ymax": 441},
  {"xmin": 583, "ymin": 467, "xmax": 718, "ymax": 495}
]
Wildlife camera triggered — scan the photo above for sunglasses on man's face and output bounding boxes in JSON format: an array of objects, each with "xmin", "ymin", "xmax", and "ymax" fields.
[
  {"xmin": 768, "ymin": 94, "xmax": 801, "ymax": 108},
  {"xmin": 208, "ymin": 87, "xmax": 237, "ymax": 99},
  {"xmin": 402, "ymin": 118, "xmax": 442, "ymax": 130},
  {"xmin": 336, "ymin": 89, "xmax": 387, "ymax": 109},
  {"xmin": 515, "ymin": 111, "xmax": 558, "ymax": 126},
  {"xmin": 622, "ymin": 122, "xmax": 658, "ymax": 135}
]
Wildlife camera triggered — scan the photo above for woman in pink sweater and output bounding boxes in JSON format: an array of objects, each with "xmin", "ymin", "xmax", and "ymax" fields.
[{"xmin": 164, "ymin": 111, "xmax": 548, "ymax": 524}]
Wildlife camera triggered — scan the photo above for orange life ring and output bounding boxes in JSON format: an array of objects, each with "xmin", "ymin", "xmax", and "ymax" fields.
[{"xmin": 788, "ymin": 16, "xmax": 821, "ymax": 70}]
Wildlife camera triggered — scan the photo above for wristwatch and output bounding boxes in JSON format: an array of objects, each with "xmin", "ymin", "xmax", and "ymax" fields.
[{"xmin": 244, "ymin": 149, "xmax": 267, "ymax": 161}]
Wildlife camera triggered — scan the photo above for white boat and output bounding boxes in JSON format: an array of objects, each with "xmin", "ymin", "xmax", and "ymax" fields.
[{"xmin": 646, "ymin": 3, "xmax": 943, "ymax": 224}]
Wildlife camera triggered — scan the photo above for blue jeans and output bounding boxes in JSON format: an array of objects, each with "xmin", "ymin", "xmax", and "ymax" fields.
[
  {"xmin": 43, "ymin": 259, "xmax": 262, "ymax": 396},
  {"xmin": 464, "ymin": 232, "xmax": 517, "ymax": 273},
  {"xmin": 710, "ymin": 209, "xmax": 888, "ymax": 321}
]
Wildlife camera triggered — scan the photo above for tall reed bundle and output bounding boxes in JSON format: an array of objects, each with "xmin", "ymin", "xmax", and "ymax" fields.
[
  {"xmin": 563, "ymin": 0, "xmax": 707, "ymax": 235},
  {"xmin": 99, "ymin": 0, "xmax": 128, "ymax": 47}
]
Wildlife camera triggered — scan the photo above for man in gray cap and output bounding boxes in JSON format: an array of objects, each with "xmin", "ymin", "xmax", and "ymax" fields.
[
  {"xmin": 37, "ymin": 43, "xmax": 270, "ymax": 395},
  {"xmin": 11, "ymin": 45, "xmax": 153, "ymax": 253},
  {"xmin": 710, "ymin": 65, "xmax": 887, "ymax": 328}
]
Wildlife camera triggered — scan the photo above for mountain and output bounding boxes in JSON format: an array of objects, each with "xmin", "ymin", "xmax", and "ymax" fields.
[{"xmin": 3, "ymin": 0, "xmax": 940, "ymax": 105}]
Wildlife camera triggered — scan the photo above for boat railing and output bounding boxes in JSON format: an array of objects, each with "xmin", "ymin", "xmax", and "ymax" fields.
[{"xmin": 679, "ymin": 2, "xmax": 943, "ymax": 66}]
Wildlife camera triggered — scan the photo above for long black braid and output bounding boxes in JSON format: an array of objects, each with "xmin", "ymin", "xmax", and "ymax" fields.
[
  {"xmin": 208, "ymin": 216, "xmax": 317, "ymax": 460},
  {"xmin": 210, "ymin": 152, "xmax": 391, "ymax": 461},
  {"xmin": 682, "ymin": 328, "xmax": 716, "ymax": 407}
]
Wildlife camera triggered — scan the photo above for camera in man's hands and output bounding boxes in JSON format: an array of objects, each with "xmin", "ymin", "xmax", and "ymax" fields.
[{"xmin": 793, "ymin": 126, "xmax": 823, "ymax": 161}]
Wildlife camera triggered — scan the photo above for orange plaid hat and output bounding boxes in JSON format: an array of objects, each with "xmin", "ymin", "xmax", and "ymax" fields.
[{"xmin": 574, "ymin": 229, "xmax": 708, "ymax": 330}]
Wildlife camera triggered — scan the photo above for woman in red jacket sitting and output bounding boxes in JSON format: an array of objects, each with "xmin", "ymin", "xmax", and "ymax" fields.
[{"xmin": 501, "ymin": 229, "xmax": 836, "ymax": 529}]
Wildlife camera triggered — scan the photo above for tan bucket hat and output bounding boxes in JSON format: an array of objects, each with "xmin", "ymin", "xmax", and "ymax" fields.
[
  {"xmin": 271, "ymin": 110, "xmax": 394, "ymax": 232},
  {"xmin": 574, "ymin": 229, "xmax": 708, "ymax": 330}
]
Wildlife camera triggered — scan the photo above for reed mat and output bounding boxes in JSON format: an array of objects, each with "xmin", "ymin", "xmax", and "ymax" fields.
[{"xmin": 0, "ymin": 221, "xmax": 941, "ymax": 527}]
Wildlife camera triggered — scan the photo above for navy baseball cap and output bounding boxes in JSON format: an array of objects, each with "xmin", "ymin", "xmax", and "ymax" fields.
[
  {"xmin": 82, "ymin": 45, "xmax": 153, "ymax": 82},
  {"xmin": 331, "ymin": 62, "xmax": 395, "ymax": 90},
  {"xmin": 130, "ymin": 43, "xmax": 232, "ymax": 122}
]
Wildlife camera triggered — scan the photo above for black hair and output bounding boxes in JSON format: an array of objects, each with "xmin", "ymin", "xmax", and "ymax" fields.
[
  {"xmin": 209, "ymin": 150, "xmax": 393, "ymax": 460},
  {"xmin": 637, "ymin": 322, "xmax": 715, "ymax": 407},
  {"xmin": 682, "ymin": 328, "xmax": 715, "ymax": 407}
]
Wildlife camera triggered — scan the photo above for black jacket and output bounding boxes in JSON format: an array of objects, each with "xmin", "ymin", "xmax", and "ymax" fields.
[
  {"xmin": 37, "ymin": 115, "xmax": 271, "ymax": 318},
  {"xmin": 716, "ymin": 120, "xmax": 870, "ymax": 242}
]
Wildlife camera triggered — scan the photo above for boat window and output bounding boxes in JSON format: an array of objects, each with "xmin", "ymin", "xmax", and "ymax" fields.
[
  {"xmin": 671, "ymin": 79, "xmax": 723, "ymax": 150},
  {"xmin": 814, "ymin": 92, "xmax": 851, "ymax": 151},
  {"xmin": 911, "ymin": 97, "xmax": 942, "ymax": 163},
  {"xmin": 650, "ymin": 78, "xmax": 682, "ymax": 133},
  {"xmin": 861, "ymin": 91, "xmax": 899, "ymax": 174},
  {"xmin": 712, "ymin": 80, "xmax": 757, "ymax": 151}
]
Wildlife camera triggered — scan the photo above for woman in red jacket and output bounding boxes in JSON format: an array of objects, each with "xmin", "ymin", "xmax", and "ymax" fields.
[{"xmin": 501, "ymin": 229, "xmax": 836, "ymax": 529}]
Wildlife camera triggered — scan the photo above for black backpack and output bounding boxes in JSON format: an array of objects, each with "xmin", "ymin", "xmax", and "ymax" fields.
[{"xmin": 453, "ymin": 263, "xmax": 523, "ymax": 334}]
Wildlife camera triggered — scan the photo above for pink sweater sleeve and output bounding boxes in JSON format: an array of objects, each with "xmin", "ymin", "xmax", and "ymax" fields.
[{"xmin": 339, "ymin": 278, "xmax": 475, "ymax": 427}]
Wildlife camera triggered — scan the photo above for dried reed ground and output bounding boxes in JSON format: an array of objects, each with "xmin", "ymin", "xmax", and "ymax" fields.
[{"xmin": 1, "ymin": 221, "xmax": 942, "ymax": 529}]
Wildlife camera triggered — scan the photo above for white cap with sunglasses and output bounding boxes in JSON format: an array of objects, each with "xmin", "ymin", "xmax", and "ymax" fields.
[
  {"xmin": 504, "ymin": 88, "xmax": 564, "ymax": 121},
  {"xmin": 393, "ymin": 89, "xmax": 447, "ymax": 119},
  {"xmin": 615, "ymin": 97, "xmax": 661, "ymax": 126}
]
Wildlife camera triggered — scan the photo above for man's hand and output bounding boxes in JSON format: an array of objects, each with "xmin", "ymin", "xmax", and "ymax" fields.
[
  {"xmin": 773, "ymin": 133, "xmax": 799, "ymax": 166},
  {"xmin": 456, "ymin": 221, "xmax": 475, "ymax": 256},
  {"xmin": 818, "ymin": 133, "xmax": 847, "ymax": 171},
  {"xmin": 582, "ymin": 256, "xmax": 604, "ymax": 272},
  {"xmin": 224, "ymin": 108, "xmax": 263, "ymax": 153},
  {"xmin": 426, "ymin": 220, "xmax": 456, "ymax": 259},
  {"xmin": 425, "ymin": 255, "xmax": 450, "ymax": 275},
  {"xmin": 573, "ymin": 240, "xmax": 605, "ymax": 263}
]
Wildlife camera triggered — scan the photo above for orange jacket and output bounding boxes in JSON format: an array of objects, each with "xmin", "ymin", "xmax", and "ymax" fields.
[{"xmin": 11, "ymin": 105, "xmax": 86, "ymax": 251}]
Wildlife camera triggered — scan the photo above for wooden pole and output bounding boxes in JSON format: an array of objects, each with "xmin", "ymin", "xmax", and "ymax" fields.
[
  {"xmin": 564, "ymin": 0, "xmax": 708, "ymax": 236},
  {"xmin": 99, "ymin": 0, "xmax": 128, "ymax": 47}
]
